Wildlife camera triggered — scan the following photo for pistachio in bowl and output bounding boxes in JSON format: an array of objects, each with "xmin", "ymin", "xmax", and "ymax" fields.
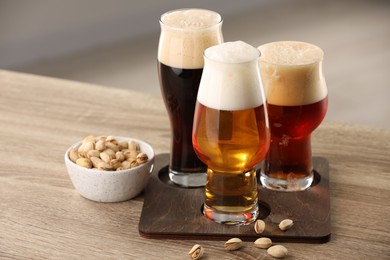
[{"xmin": 65, "ymin": 135, "xmax": 154, "ymax": 202}]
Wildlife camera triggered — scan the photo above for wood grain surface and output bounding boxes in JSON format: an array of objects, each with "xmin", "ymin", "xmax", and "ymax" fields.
[{"xmin": 0, "ymin": 70, "xmax": 389, "ymax": 259}]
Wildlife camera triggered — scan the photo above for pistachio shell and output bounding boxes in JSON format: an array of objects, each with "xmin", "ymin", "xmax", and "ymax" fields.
[
  {"xmin": 87, "ymin": 149, "xmax": 100, "ymax": 159},
  {"xmin": 118, "ymin": 140, "xmax": 128, "ymax": 149},
  {"xmin": 125, "ymin": 150, "xmax": 138, "ymax": 161},
  {"xmin": 110, "ymin": 159, "xmax": 121, "ymax": 169},
  {"xmin": 102, "ymin": 148, "xmax": 115, "ymax": 157},
  {"xmin": 96, "ymin": 136, "xmax": 107, "ymax": 142},
  {"xmin": 90, "ymin": 157, "xmax": 103, "ymax": 168},
  {"xmin": 267, "ymin": 245, "xmax": 288, "ymax": 258},
  {"xmin": 100, "ymin": 152, "xmax": 113, "ymax": 163},
  {"xmin": 188, "ymin": 244, "xmax": 204, "ymax": 260},
  {"xmin": 254, "ymin": 219, "xmax": 265, "ymax": 234},
  {"xmin": 76, "ymin": 158, "xmax": 92, "ymax": 168},
  {"xmin": 82, "ymin": 135, "xmax": 95, "ymax": 144},
  {"xmin": 279, "ymin": 219, "xmax": 294, "ymax": 231},
  {"xmin": 97, "ymin": 161, "xmax": 113, "ymax": 170},
  {"xmin": 106, "ymin": 135, "xmax": 116, "ymax": 142},
  {"xmin": 105, "ymin": 142, "xmax": 119, "ymax": 152},
  {"xmin": 121, "ymin": 160, "xmax": 131, "ymax": 169},
  {"xmin": 136, "ymin": 153, "xmax": 148, "ymax": 164},
  {"xmin": 115, "ymin": 151, "xmax": 126, "ymax": 162},
  {"xmin": 129, "ymin": 160, "xmax": 139, "ymax": 168},
  {"xmin": 79, "ymin": 141, "xmax": 94, "ymax": 152},
  {"xmin": 69, "ymin": 149, "xmax": 79, "ymax": 163},
  {"xmin": 95, "ymin": 140, "xmax": 106, "ymax": 151},
  {"xmin": 254, "ymin": 237, "xmax": 272, "ymax": 249},
  {"xmin": 128, "ymin": 140, "xmax": 140, "ymax": 151},
  {"xmin": 224, "ymin": 238, "xmax": 242, "ymax": 251}
]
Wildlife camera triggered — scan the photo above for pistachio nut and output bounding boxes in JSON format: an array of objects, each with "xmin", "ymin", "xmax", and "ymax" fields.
[
  {"xmin": 136, "ymin": 153, "xmax": 148, "ymax": 165},
  {"xmin": 254, "ymin": 237, "xmax": 272, "ymax": 249},
  {"xmin": 76, "ymin": 158, "xmax": 92, "ymax": 168},
  {"xmin": 188, "ymin": 244, "xmax": 204, "ymax": 260},
  {"xmin": 69, "ymin": 149, "xmax": 79, "ymax": 163},
  {"xmin": 279, "ymin": 219, "xmax": 294, "ymax": 231},
  {"xmin": 267, "ymin": 245, "xmax": 288, "ymax": 258},
  {"xmin": 224, "ymin": 238, "xmax": 242, "ymax": 251},
  {"xmin": 254, "ymin": 219, "xmax": 265, "ymax": 234}
]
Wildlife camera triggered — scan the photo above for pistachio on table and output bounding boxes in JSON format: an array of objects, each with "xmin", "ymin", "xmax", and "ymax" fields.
[
  {"xmin": 69, "ymin": 135, "xmax": 148, "ymax": 171},
  {"xmin": 254, "ymin": 237, "xmax": 272, "ymax": 249},
  {"xmin": 267, "ymin": 245, "xmax": 288, "ymax": 259},
  {"xmin": 279, "ymin": 219, "xmax": 294, "ymax": 231},
  {"xmin": 254, "ymin": 219, "xmax": 265, "ymax": 234},
  {"xmin": 224, "ymin": 238, "xmax": 242, "ymax": 251},
  {"xmin": 188, "ymin": 244, "xmax": 204, "ymax": 260}
]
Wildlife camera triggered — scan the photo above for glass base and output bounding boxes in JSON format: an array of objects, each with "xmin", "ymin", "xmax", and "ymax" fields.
[
  {"xmin": 260, "ymin": 171, "xmax": 314, "ymax": 191},
  {"xmin": 203, "ymin": 202, "xmax": 259, "ymax": 225},
  {"xmin": 169, "ymin": 169, "xmax": 207, "ymax": 187}
]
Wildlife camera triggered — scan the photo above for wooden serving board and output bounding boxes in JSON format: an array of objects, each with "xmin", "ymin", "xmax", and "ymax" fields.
[{"xmin": 139, "ymin": 153, "xmax": 330, "ymax": 243}]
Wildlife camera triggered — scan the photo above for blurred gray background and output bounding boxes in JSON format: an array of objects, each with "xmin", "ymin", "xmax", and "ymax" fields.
[{"xmin": 1, "ymin": 0, "xmax": 389, "ymax": 128}]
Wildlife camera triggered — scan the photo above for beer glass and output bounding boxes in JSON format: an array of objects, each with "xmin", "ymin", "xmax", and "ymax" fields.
[
  {"xmin": 258, "ymin": 41, "xmax": 328, "ymax": 191},
  {"xmin": 193, "ymin": 41, "xmax": 270, "ymax": 225},
  {"xmin": 157, "ymin": 9, "xmax": 223, "ymax": 187}
]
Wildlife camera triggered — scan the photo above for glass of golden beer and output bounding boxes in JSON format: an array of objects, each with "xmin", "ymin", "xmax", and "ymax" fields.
[
  {"xmin": 193, "ymin": 41, "xmax": 270, "ymax": 224},
  {"xmin": 258, "ymin": 41, "xmax": 328, "ymax": 191},
  {"xmin": 158, "ymin": 9, "xmax": 223, "ymax": 187}
]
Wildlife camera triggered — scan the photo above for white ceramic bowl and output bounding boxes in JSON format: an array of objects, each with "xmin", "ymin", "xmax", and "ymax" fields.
[{"xmin": 64, "ymin": 137, "xmax": 154, "ymax": 202}]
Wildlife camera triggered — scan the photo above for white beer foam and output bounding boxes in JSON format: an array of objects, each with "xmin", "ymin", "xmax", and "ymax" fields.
[
  {"xmin": 258, "ymin": 41, "xmax": 327, "ymax": 106},
  {"xmin": 161, "ymin": 9, "xmax": 221, "ymax": 29},
  {"xmin": 204, "ymin": 41, "xmax": 260, "ymax": 63},
  {"xmin": 197, "ymin": 41, "xmax": 265, "ymax": 111},
  {"xmin": 158, "ymin": 9, "xmax": 222, "ymax": 69}
]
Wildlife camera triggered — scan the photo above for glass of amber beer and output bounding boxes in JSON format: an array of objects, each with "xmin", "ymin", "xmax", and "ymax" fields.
[
  {"xmin": 158, "ymin": 9, "xmax": 223, "ymax": 187},
  {"xmin": 193, "ymin": 41, "xmax": 270, "ymax": 224},
  {"xmin": 258, "ymin": 41, "xmax": 328, "ymax": 191}
]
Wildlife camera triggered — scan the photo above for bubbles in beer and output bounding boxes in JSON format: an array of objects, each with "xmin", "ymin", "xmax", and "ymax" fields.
[
  {"xmin": 198, "ymin": 41, "xmax": 265, "ymax": 111},
  {"xmin": 258, "ymin": 41, "xmax": 328, "ymax": 106}
]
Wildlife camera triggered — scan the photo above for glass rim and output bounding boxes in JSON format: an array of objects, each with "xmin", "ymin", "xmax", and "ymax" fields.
[
  {"xmin": 159, "ymin": 8, "xmax": 223, "ymax": 31},
  {"xmin": 258, "ymin": 41, "xmax": 324, "ymax": 67}
]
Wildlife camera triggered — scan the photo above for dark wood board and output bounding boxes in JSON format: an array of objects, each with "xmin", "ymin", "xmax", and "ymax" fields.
[{"xmin": 139, "ymin": 153, "xmax": 330, "ymax": 243}]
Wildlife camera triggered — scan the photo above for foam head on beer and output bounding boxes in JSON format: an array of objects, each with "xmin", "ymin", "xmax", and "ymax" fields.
[
  {"xmin": 161, "ymin": 9, "xmax": 221, "ymax": 29},
  {"xmin": 158, "ymin": 9, "xmax": 223, "ymax": 69},
  {"xmin": 198, "ymin": 41, "xmax": 265, "ymax": 111},
  {"xmin": 258, "ymin": 41, "xmax": 328, "ymax": 106}
]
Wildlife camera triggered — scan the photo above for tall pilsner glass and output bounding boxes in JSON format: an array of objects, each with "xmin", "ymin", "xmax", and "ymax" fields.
[
  {"xmin": 193, "ymin": 41, "xmax": 270, "ymax": 225},
  {"xmin": 158, "ymin": 9, "xmax": 223, "ymax": 187},
  {"xmin": 258, "ymin": 41, "xmax": 328, "ymax": 191}
]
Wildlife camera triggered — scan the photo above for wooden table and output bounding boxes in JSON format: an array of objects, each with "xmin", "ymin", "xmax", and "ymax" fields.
[{"xmin": 0, "ymin": 70, "xmax": 389, "ymax": 259}]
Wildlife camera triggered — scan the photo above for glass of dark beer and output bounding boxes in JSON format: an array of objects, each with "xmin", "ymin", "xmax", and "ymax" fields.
[
  {"xmin": 158, "ymin": 9, "xmax": 223, "ymax": 187},
  {"xmin": 193, "ymin": 41, "xmax": 270, "ymax": 225},
  {"xmin": 258, "ymin": 41, "xmax": 328, "ymax": 191}
]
